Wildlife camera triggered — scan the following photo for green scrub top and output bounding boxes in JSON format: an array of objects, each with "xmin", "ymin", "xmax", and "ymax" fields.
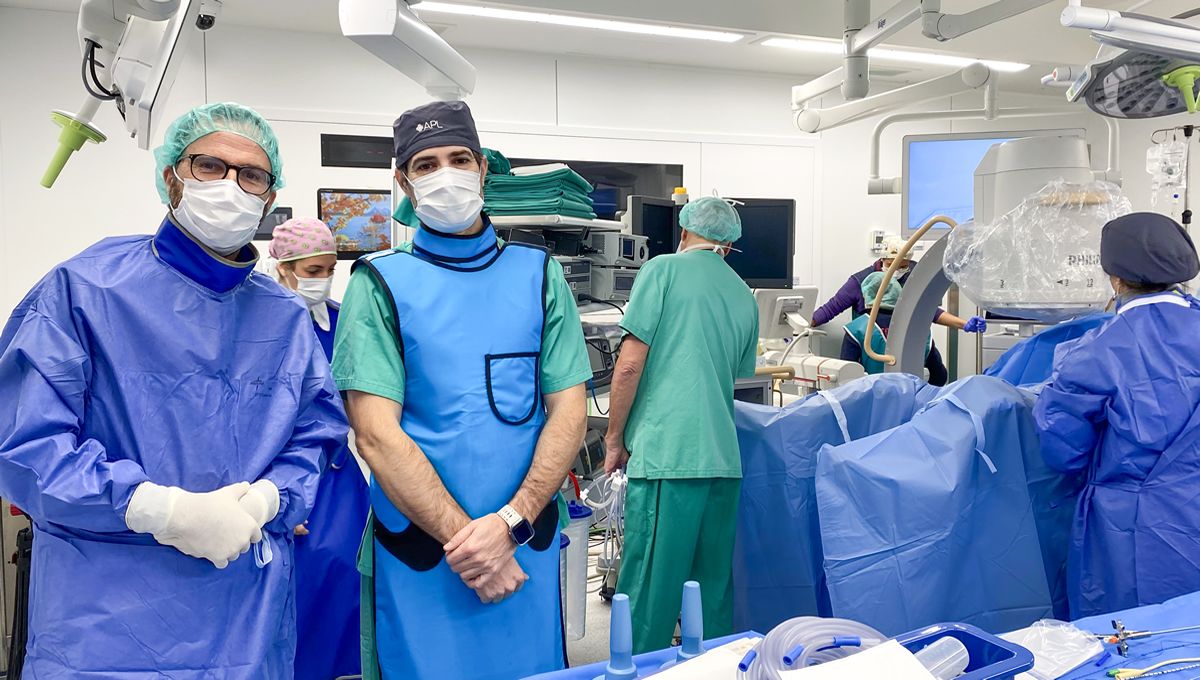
[
  {"xmin": 620, "ymin": 250, "xmax": 759, "ymax": 480},
  {"xmin": 331, "ymin": 239, "xmax": 593, "ymax": 403}
]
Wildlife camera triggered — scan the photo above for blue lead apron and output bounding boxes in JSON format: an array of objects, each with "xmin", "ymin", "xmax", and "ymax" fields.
[
  {"xmin": 843, "ymin": 313, "xmax": 930, "ymax": 374},
  {"xmin": 357, "ymin": 225, "xmax": 564, "ymax": 680}
]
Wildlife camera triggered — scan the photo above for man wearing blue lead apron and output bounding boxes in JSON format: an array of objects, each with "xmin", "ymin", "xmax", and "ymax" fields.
[{"xmin": 332, "ymin": 100, "xmax": 591, "ymax": 679}]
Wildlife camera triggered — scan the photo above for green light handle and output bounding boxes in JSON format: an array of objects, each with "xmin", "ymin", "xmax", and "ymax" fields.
[
  {"xmin": 1163, "ymin": 66, "xmax": 1200, "ymax": 115},
  {"xmin": 41, "ymin": 110, "xmax": 106, "ymax": 188}
]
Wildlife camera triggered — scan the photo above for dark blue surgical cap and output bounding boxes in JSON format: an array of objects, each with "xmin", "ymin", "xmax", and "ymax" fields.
[
  {"xmin": 1101, "ymin": 212, "xmax": 1199, "ymax": 285},
  {"xmin": 393, "ymin": 100, "xmax": 481, "ymax": 167}
]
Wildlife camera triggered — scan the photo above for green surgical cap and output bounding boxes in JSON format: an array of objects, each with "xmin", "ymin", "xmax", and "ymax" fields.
[
  {"xmin": 679, "ymin": 196, "xmax": 742, "ymax": 243},
  {"xmin": 153, "ymin": 102, "xmax": 284, "ymax": 204},
  {"xmin": 861, "ymin": 271, "xmax": 902, "ymax": 310}
]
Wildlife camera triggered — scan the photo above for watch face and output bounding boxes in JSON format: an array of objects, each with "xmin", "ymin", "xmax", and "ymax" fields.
[{"xmin": 511, "ymin": 520, "xmax": 536, "ymax": 546}]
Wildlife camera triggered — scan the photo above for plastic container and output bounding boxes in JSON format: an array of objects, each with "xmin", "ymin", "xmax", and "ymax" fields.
[
  {"xmin": 559, "ymin": 533, "xmax": 570, "ymax": 621},
  {"xmin": 565, "ymin": 501, "xmax": 593, "ymax": 641},
  {"xmin": 894, "ymin": 623, "xmax": 1035, "ymax": 680},
  {"xmin": 672, "ymin": 187, "xmax": 689, "ymax": 205},
  {"xmin": 914, "ymin": 636, "xmax": 970, "ymax": 680}
]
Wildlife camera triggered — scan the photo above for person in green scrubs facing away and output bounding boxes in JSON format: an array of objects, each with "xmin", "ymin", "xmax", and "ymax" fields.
[{"xmin": 604, "ymin": 196, "xmax": 759, "ymax": 653}]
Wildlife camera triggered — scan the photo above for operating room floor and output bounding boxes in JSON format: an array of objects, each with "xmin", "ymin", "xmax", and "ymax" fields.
[{"xmin": 568, "ymin": 589, "xmax": 614, "ymax": 666}]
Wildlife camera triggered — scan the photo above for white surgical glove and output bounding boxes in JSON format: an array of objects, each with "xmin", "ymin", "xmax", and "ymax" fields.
[
  {"xmin": 237, "ymin": 480, "xmax": 280, "ymax": 528},
  {"xmin": 125, "ymin": 481, "xmax": 262, "ymax": 569}
]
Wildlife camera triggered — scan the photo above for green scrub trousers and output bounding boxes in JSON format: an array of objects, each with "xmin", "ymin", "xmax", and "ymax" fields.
[{"xmin": 617, "ymin": 477, "xmax": 741, "ymax": 654}]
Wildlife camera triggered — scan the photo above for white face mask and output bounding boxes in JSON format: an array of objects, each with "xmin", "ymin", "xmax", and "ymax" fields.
[
  {"xmin": 293, "ymin": 275, "xmax": 333, "ymax": 307},
  {"xmin": 173, "ymin": 176, "xmax": 266, "ymax": 255},
  {"xmin": 678, "ymin": 242, "xmax": 739, "ymax": 255},
  {"xmin": 408, "ymin": 167, "xmax": 484, "ymax": 233}
]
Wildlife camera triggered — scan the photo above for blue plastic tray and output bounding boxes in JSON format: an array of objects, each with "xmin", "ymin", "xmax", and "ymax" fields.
[
  {"xmin": 522, "ymin": 633, "xmax": 759, "ymax": 679},
  {"xmin": 527, "ymin": 623, "xmax": 1033, "ymax": 679},
  {"xmin": 894, "ymin": 623, "xmax": 1035, "ymax": 680}
]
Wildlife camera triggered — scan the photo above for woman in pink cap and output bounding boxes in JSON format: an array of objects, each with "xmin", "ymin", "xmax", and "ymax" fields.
[
  {"xmin": 270, "ymin": 217, "xmax": 340, "ymax": 356},
  {"xmin": 269, "ymin": 217, "xmax": 368, "ymax": 680}
]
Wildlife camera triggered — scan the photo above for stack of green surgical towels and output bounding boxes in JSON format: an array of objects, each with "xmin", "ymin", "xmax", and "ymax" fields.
[
  {"xmin": 392, "ymin": 149, "xmax": 598, "ymax": 226},
  {"xmin": 484, "ymin": 155, "xmax": 597, "ymax": 220}
]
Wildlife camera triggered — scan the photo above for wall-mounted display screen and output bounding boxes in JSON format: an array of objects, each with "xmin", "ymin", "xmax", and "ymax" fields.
[{"xmin": 317, "ymin": 189, "xmax": 393, "ymax": 259}]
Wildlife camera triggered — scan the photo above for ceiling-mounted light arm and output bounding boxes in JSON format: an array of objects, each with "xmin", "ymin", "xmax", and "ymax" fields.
[
  {"xmin": 341, "ymin": 0, "xmax": 477, "ymax": 101},
  {"xmin": 843, "ymin": 0, "xmax": 1053, "ymax": 54},
  {"xmin": 924, "ymin": 0, "xmax": 1056, "ymax": 41},
  {"xmin": 1042, "ymin": 65, "xmax": 1082, "ymax": 87},
  {"xmin": 789, "ymin": 0, "xmax": 1041, "ymax": 120},
  {"xmin": 795, "ymin": 62, "xmax": 993, "ymax": 134},
  {"xmin": 843, "ymin": 0, "xmax": 925, "ymax": 99},
  {"xmin": 1063, "ymin": 5, "xmax": 1184, "ymax": 36},
  {"xmin": 1061, "ymin": 4, "xmax": 1200, "ymax": 54},
  {"xmin": 846, "ymin": 0, "xmax": 924, "ymax": 56},
  {"xmin": 791, "ymin": 68, "xmax": 846, "ymax": 112}
]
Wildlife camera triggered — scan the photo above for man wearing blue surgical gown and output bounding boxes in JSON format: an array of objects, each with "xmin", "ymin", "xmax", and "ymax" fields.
[
  {"xmin": 0, "ymin": 103, "xmax": 346, "ymax": 678},
  {"xmin": 1036, "ymin": 212, "xmax": 1200, "ymax": 618}
]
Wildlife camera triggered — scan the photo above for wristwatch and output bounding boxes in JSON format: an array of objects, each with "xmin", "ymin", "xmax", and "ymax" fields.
[{"xmin": 498, "ymin": 504, "xmax": 535, "ymax": 546}]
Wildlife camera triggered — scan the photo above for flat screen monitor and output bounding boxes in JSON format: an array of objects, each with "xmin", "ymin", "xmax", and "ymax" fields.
[
  {"xmin": 725, "ymin": 198, "xmax": 795, "ymax": 289},
  {"xmin": 255, "ymin": 206, "xmax": 292, "ymax": 241},
  {"xmin": 317, "ymin": 188, "xmax": 394, "ymax": 260},
  {"xmin": 755, "ymin": 286, "xmax": 819, "ymax": 340},
  {"xmin": 629, "ymin": 196, "xmax": 680, "ymax": 259},
  {"xmin": 901, "ymin": 128, "xmax": 1086, "ymax": 239}
]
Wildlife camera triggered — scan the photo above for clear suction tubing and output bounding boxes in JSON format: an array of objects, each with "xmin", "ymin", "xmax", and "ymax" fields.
[{"xmin": 737, "ymin": 617, "xmax": 969, "ymax": 680}]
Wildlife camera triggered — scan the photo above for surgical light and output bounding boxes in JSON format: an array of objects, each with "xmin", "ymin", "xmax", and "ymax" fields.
[
  {"xmin": 762, "ymin": 37, "xmax": 1030, "ymax": 73},
  {"xmin": 415, "ymin": 2, "xmax": 746, "ymax": 43}
]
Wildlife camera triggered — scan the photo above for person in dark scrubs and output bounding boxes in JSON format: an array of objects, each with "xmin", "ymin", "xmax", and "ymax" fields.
[
  {"xmin": 813, "ymin": 235, "xmax": 986, "ymax": 385},
  {"xmin": 269, "ymin": 217, "xmax": 369, "ymax": 680}
]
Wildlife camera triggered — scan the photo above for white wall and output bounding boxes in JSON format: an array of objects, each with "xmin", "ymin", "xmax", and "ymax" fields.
[{"xmin": 0, "ymin": 7, "xmax": 817, "ymax": 313}]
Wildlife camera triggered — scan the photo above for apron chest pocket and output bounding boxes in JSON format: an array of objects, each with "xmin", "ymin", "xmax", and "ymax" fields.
[{"xmin": 485, "ymin": 352, "xmax": 541, "ymax": 425}]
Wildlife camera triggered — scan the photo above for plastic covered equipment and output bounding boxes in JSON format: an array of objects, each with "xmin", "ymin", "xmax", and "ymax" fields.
[
  {"xmin": 945, "ymin": 179, "xmax": 1131, "ymax": 322},
  {"xmin": 732, "ymin": 374, "xmax": 940, "ymax": 633}
]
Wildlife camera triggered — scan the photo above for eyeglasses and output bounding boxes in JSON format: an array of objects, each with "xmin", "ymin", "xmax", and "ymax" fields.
[{"xmin": 176, "ymin": 154, "xmax": 276, "ymax": 196}]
